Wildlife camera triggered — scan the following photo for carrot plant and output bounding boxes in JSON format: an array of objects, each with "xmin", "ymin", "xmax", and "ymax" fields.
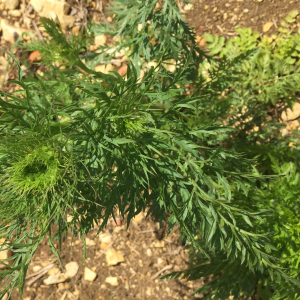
[{"xmin": 0, "ymin": 1, "xmax": 297, "ymax": 299}]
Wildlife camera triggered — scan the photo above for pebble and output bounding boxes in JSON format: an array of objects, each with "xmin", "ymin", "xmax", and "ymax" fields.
[
  {"xmin": 118, "ymin": 65, "xmax": 127, "ymax": 76},
  {"xmin": 99, "ymin": 232, "xmax": 112, "ymax": 244},
  {"xmin": 8, "ymin": 10, "xmax": 22, "ymax": 17},
  {"xmin": 29, "ymin": 50, "xmax": 42, "ymax": 63},
  {"xmin": 65, "ymin": 261, "xmax": 79, "ymax": 278},
  {"xmin": 263, "ymin": 21, "xmax": 274, "ymax": 33},
  {"xmin": 146, "ymin": 248, "xmax": 152, "ymax": 257},
  {"xmin": 95, "ymin": 63, "xmax": 114, "ymax": 74},
  {"xmin": 0, "ymin": 238, "xmax": 13, "ymax": 269},
  {"xmin": 72, "ymin": 25, "xmax": 81, "ymax": 36},
  {"xmin": 153, "ymin": 240, "xmax": 165, "ymax": 248},
  {"xmin": 43, "ymin": 273, "xmax": 68, "ymax": 285},
  {"xmin": 3, "ymin": 0, "xmax": 19, "ymax": 10},
  {"xmin": 95, "ymin": 34, "xmax": 107, "ymax": 46},
  {"xmin": 105, "ymin": 276, "xmax": 118, "ymax": 286},
  {"xmin": 85, "ymin": 237, "xmax": 96, "ymax": 246},
  {"xmin": 183, "ymin": 4, "xmax": 193, "ymax": 11},
  {"xmin": 84, "ymin": 267, "xmax": 97, "ymax": 281},
  {"xmin": 281, "ymin": 103, "xmax": 300, "ymax": 121},
  {"xmin": 33, "ymin": 265, "xmax": 42, "ymax": 273},
  {"xmin": 0, "ymin": 19, "xmax": 31, "ymax": 44},
  {"xmin": 48, "ymin": 267, "xmax": 60, "ymax": 276},
  {"xmin": 106, "ymin": 248, "xmax": 125, "ymax": 266}
]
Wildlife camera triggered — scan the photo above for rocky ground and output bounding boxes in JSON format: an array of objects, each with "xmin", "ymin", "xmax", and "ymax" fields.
[{"xmin": 0, "ymin": 0, "xmax": 300, "ymax": 299}]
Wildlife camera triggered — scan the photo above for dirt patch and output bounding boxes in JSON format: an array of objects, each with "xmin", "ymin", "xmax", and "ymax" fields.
[
  {"xmin": 186, "ymin": 0, "xmax": 299, "ymax": 36},
  {"xmin": 10, "ymin": 215, "xmax": 203, "ymax": 300}
]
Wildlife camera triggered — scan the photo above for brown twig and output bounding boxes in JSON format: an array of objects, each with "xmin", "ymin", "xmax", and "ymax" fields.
[
  {"xmin": 26, "ymin": 263, "xmax": 56, "ymax": 286},
  {"xmin": 126, "ymin": 243, "xmax": 140, "ymax": 255},
  {"xmin": 32, "ymin": 21, "xmax": 44, "ymax": 41},
  {"xmin": 151, "ymin": 264, "xmax": 173, "ymax": 280}
]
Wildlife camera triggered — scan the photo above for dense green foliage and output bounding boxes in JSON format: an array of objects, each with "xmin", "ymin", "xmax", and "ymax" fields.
[
  {"xmin": 0, "ymin": 1, "xmax": 300, "ymax": 299},
  {"xmin": 163, "ymin": 10, "xmax": 300, "ymax": 300}
]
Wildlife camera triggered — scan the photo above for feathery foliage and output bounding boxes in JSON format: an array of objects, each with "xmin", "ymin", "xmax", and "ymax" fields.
[{"xmin": 0, "ymin": 1, "xmax": 298, "ymax": 299}]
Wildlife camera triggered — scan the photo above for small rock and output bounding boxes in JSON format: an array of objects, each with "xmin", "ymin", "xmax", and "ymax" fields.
[
  {"xmin": 28, "ymin": 51, "xmax": 41, "ymax": 63},
  {"xmin": 146, "ymin": 287, "xmax": 152, "ymax": 296},
  {"xmin": 183, "ymin": 4, "xmax": 193, "ymax": 11},
  {"xmin": 263, "ymin": 22, "xmax": 274, "ymax": 33},
  {"xmin": 99, "ymin": 232, "xmax": 112, "ymax": 244},
  {"xmin": 8, "ymin": 10, "xmax": 22, "ymax": 17},
  {"xmin": 95, "ymin": 34, "xmax": 107, "ymax": 46},
  {"xmin": 138, "ymin": 259, "xmax": 143, "ymax": 267},
  {"xmin": 86, "ymin": 238, "xmax": 96, "ymax": 246},
  {"xmin": 95, "ymin": 63, "xmax": 114, "ymax": 74},
  {"xmin": 281, "ymin": 128, "xmax": 289, "ymax": 137},
  {"xmin": 253, "ymin": 126, "xmax": 259, "ymax": 132},
  {"xmin": 199, "ymin": 38, "xmax": 206, "ymax": 49},
  {"xmin": 153, "ymin": 240, "xmax": 165, "ymax": 248},
  {"xmin": 73, "ymin": 290, "xmax": 80, "ymax": 296},
  {"xmin": 60, "ymin": 15, "xmax": 76, "ymax": 28},
  {"xmin": 84, "ymin": 267, "xmax": 97, "ymax": 281},
  {"xmin": 72, "ymin": 25, "xmax": 81, "ymax": 36},
  {"xmin": 212, "ymin": 7, "xmax": 218, "ymax": 13},
  {"xmin": 118, "ymin": 65, "xmax": 127, "ymax": 77},
  {"xmin": 33, "ymin": 265, "xmax": 42, "ymax": 273},
  {"xmin": 30, "ymin": 0, "xmax": 69, "ymax": 19},
  {"xmin": 3, "ymin": 0, "xmax": 19, "ymax": 10},
  {"xmin": 48, "ymin": 267, "xmax": 60, "ymax": 276},
  {"xmin": 146, "ymin": 249, "xmax": 152, "ymax": 257},
  {"xmin": 204, "ymin": 5, "xmax": 209, "ymax": 10},
  {"xmin": 65, "ymin": 261, "xmax": 79, "ymax": 278},
  {"xmin": 113, "ymin": 218, "xmax": 122, "ymax": 226},
  {"xmin": 100, "ymin": 242, "xmax": 109, "ymax": 250},
  {"xmin": 243, "ymin": 9, "xmax": 249, "ymax": 14},
  {"xmin": 137, "ymin": 23, "xmax": 143, "ymax": 32},
  {"xmin": 105, "ymin": 248, "xmax": 125, "ymax": 266},
  {"xmin": 0, "ymin": 238, "xmax": 13, "ymax": 269},
  {"xmin": 105, "ymin": 276, "xmax": 118, "ymax": 286},
  {"xmin": 132, "ymin": 211, "xmax": 144, "ymax": 224},
  {"xmin": 291, "ymin": 120, "xmax": 299, "ymax": 129},
  {"xmin": 57, "ymin": 282, "xmax": 70, "ymax": 291},
  {"xmin": 166, "ymin": 287, "xmax": 170, "ymax": 293},
  {"xmin": 43, "ymin": 273, "xmax": 68, "ymax": 285},
  {"xmin": 281, "ymin": 103, "xmax": 300, "ymax": 121},
  {"xmin": 0, "ymin": 19, "xmax": 31, "ymax": 44}
]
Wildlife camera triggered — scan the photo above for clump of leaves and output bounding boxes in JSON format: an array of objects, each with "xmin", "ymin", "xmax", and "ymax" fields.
[
  {"xmin": 163, "ymin": 10, "xmax": 300, "ymax": 300},
  {"xmin": 0, "ymin": 1, "xmax": 295, "ymax": 299}
]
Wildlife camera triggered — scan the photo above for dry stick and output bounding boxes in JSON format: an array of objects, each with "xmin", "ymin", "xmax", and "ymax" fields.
[
  {"xmin": 138, "ymin": 230, "xmax": 157, "ymax": 234},
  {"xmin": 126, "ymin": 243, "xmax": 140, "ymax": 255},
  {"xmin": 32, "ymin": 21, "xmax": 44, "ymax": 41},
  {"xmin": 26, "ymin": 263, "xmax": 56, "ymax": 286},
  {"xmin": 151, "ymin": 264, "xmax": 173, "ymax": 280}
]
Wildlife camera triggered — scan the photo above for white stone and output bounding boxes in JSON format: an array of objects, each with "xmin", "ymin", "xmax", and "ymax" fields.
[
  {"xmin": 43, "ymin": 273, "xmax": 68, "ymax": 285},
  {"xmin": 99, "ymin": 232, "xmax": 112, "ymax": 244},
  {"xmin": 0, "ymin": 238, "xmax": 12, "ymax": 269},
  {"xmin": 95, "ymin": 34, "xmax": 107, "ymax": 46},
  {"xmin": 105, "ymin": 248, "xmax": 125, "ymax": 266},
  {"xmin": 281, "ymin": 103, "xmax": 300, "ymax": 121},
  {"xmin": 30, "ymin": 0, "xmax": 70, "ymax": 18},
  {"xmin": 8, "ymin": 10, "xmax": 22, "ymax": 17},
  {"xmin": 65, "ymin": 261, "xmax": 79, "ymax": 278},
  {"xmin": 86, "ymin": 237, "xmax": 96, "ymax": 246},
  {"xmin": 84, "ymin": 267, "xmax": 97, "ymax": 281},
  {"xmin": 105, "ymin": 276, "xmax": 118, "ymax": 286},
  {"xmin": 33, "ymin": 265, "xmax": 42, "ymax": 273},
  {"xmin": 3, "ymin": 0, "xmax": 19, "ymax": 10},
  {"xmin": 0, "ymin": 19, "xmax": 31, "ymax": 44}
]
